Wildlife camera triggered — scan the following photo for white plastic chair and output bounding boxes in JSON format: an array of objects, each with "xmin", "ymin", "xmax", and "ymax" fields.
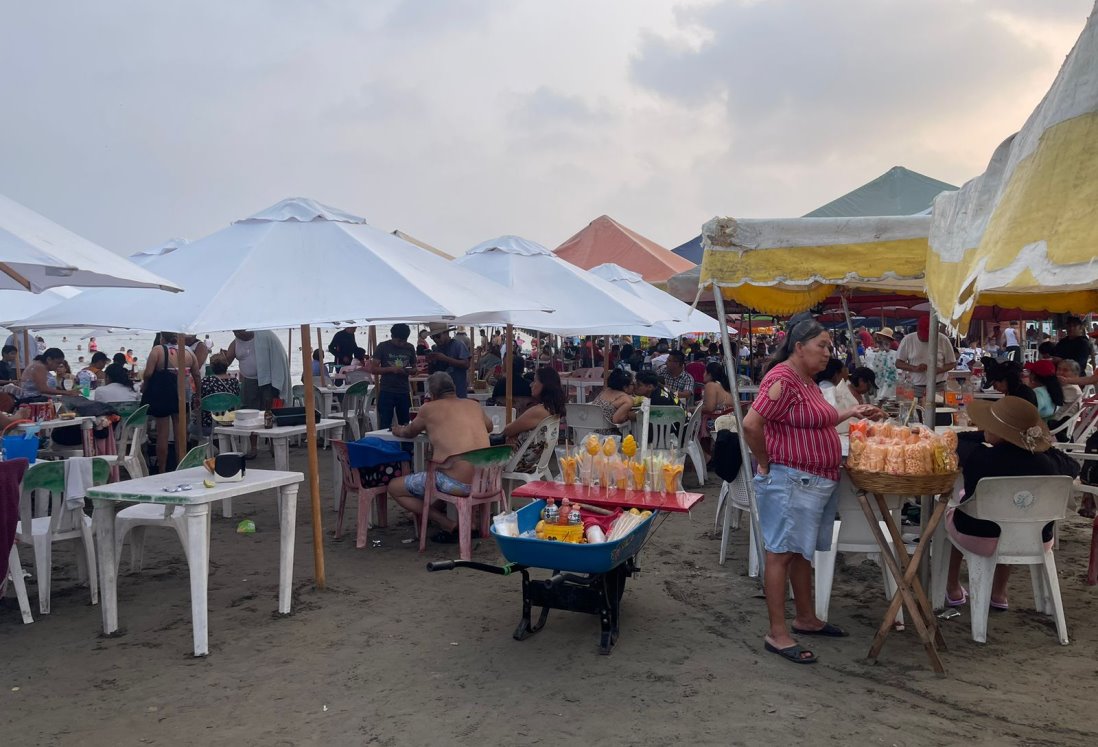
[
  {"xmin": 4, "ymin": 543, "xmax": 34, "ymax": 624},
  {"xmin": 113, "ymin": 446, "xmax": 210, "ymax": 573},
  {"xmin": 340, "ymin": 381, "xmax": 374, "ymax": 440},
  {"xmin": 682, "ymin": 405, "xmax": 707, "ymax": 485},
  {"xmin": 565, "ymin": 403, "xmax": 613, "ymax": 445},
  {"xmin": 14, "ymin": 459, "xmax": 109, "ymax": 614},
  {"xmin": 503, "ymin": 416, "xmax": 560, "ymax": 507},
  {"xmin": 647, "ymin": 405, "xmax": 687, "ymax": 451},
  {"xmin": 950, "ymin": 475, "xmax": 1072, "ymax": 645},
  {"xmin": 814, "ymin": 474, "xmax": 908, "ymax": 623},
  {"xmin": 111, "ymin": 404, "xmax": 150, "ymax": 479}
]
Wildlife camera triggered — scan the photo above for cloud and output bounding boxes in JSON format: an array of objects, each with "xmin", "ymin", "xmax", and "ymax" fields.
[{"xmin": 508, "ymin": 86, "xmax": 609, "ymax": 128}]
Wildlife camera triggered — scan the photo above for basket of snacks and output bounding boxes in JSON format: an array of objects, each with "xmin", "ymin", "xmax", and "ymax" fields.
[{"xmin": 845, "ymin": 420, "xmax": 960, "ymax": 495}]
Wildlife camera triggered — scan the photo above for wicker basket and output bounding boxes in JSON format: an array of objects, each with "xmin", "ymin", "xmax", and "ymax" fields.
[{"xmin": 846, "ymin": 469, "xmax": 960, "ymax": 496}]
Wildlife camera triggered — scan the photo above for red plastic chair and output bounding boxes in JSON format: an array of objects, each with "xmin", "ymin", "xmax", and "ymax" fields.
[
  {"xmin": 419, "ymin": 445, "xmax": 512, "ymax": 561},
  {"xmin": 332, "ymin": 440, "xmax": 397, "ymax": 549}
]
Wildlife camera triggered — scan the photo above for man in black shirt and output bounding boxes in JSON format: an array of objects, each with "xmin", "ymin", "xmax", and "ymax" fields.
[
  {"xmin": 1052, "ymin": 316, "xmax": 1093, "ymax": 375},
  {"xmin": 634, "ymin": 370, "xmax": 677, "ymax": 406},
  {"xmin": 0, "ymin": 345, "xmax": 17, "ymax": 383},
  {"xmin": 372, "ymin": 324, "xmax": 417, "ymax": 429},
  {"xmin": 328, "ymin": 326, "xmax": 358, "ymax": 367}
]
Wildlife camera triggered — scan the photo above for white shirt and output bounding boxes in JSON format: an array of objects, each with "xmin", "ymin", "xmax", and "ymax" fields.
[
  {"xmin": 895, "ymin": 333, "xmax": 957, "ymax": 387},
  {"xmin": 234, "ymin": 336, "xmax": 258, "ymax": 378},
  {"xmin": 94, "ymin": 383, "xmax": 140, "ymax": 403},
  {"xmin": 1003, "ymin": 327, "xmax": 1020, "ymax": 347}
]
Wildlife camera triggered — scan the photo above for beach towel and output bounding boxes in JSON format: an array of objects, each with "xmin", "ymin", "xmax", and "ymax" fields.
[{"xmin": 63, "ymin": 457, "xmax": 95, "ymax": 510}]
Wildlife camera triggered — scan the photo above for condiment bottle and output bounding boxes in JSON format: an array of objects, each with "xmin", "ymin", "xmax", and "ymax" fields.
[{"xmin": 559, "ymin": 498, "xmax": 571, "ymax": 525}]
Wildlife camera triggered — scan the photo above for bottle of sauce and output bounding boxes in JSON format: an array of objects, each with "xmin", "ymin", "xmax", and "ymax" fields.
[{"xmin": 542, "ymin": 498, "xmax": 559, "ymax": 524}]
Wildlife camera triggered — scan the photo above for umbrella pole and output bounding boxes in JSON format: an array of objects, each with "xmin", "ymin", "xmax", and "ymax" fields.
[
  {"xmin": 504, "ymin": 324, "xmax": 514, "ymax": 424},
  {"xmin": 919, "ymin": 309, "xmax": 940, "ymax": 591},
  {"xmin": 368, "ymin": 326, "xmax": 377, "ymax": 357},
  {"xmin": 841, "ymin": 293, "xmax": 861, "ymax": 368},
  {"xmin": 176, "ymin": 333, "xmax": 188, "ymax": 468},
  {"xmin": 300, "ymin": 324, "xmax": 326, "ymax": 588},
  {"xmin": 748, "ymin": 314, "xmax": 753, "ymax": 383},
  {"xmin": 713, "ymin": 284, "xmax": 765, "ymax": 579},
  {"xmin": 19, "ymin": 329, "xmax": 30, "ymax": 378}
]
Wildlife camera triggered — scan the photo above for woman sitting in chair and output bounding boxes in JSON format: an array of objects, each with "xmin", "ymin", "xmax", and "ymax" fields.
[
  {"xmin": 499, "ymin": 366, "xmax": 565, "ymax": 474},
  {"xmin": 590, "ymin": 368, "xmax": 635, "ymax": 434},
  {"xmin": 700, "ymin": 362, "xmax": 736, "ymax": 456},
  {"xmin": 200, "ymin": 355, "xmax": 240, "ymax": 430},
  {"xmin": 945, "ymin": 396, "xmax": 1073, "ymax": 610}
]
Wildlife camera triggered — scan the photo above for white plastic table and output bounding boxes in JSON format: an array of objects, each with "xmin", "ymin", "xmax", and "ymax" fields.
[
  {"xmin": 317, "ymin": 384, "xmax": 352, "ymax": 417},
  {"xmin": 214, "ymin": 418, "xmax": 344, "ymax": 511},
  {"xmin": 88, "ymin": 467, "xmax": 304, "ymax": 657},
  {"xmin": 563, "ymin": 378, "xmax": 603, "ymax": 404},
  {"xmin": 30, "ymin": 416, "xmax": 97, "ymax": 456}
]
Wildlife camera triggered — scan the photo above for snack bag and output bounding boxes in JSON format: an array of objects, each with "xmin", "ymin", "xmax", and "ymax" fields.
[
  {"xmin": 847, "ymin": 438, "xmax": 866, "ymax": 470},
  {"xmin": 885, "ymin": 444, "xmax": 906, "ymax": 475}
]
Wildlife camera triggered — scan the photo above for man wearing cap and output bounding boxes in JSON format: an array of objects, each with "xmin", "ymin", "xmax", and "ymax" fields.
[
  {"xmin": 426, "ymin": 324, "xmax": 470, "ymax": 398},
  {"xmin": 944, "ymin": 396, "xmax": 1071, "ymax": 609},
  {"xmin": 895, "ymin": 317, "xmax": 956, "ymax": 398},
  {"xmin": 1052, "ymin": 316, "xmax": 1093, "ymax": 375}
]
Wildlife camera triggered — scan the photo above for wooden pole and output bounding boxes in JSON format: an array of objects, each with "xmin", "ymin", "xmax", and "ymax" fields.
[
  {"xmin": 300, "ymin": 324, "xmax": 326, "ymax": 588},
  {"xmin": 368, "ymin": 326, "xmax": 377, "ymax": 356},
  {"xmin": 504, "ymin": 324, "xmax": 514, "ymax": 424},
  {"xmin": 176, "ymin": 332, "xmax": 188, "ymax": 467},
  {"xmin": 19, "ymin": 329, "xmax": 30, "ymax": 378}
]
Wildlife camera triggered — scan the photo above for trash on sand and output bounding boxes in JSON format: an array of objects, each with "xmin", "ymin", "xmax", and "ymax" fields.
[{"xmin": 236, "ymin": 519, "xmax": 256, "ymax": 534}]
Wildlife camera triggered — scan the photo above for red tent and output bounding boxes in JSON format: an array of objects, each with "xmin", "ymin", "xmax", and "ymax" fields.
[{"xmin": 554, "ymin": 215, "xmax": 694, "ymax": 283}]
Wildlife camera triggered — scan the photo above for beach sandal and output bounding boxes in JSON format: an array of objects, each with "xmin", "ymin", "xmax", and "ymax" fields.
[
  {"xmin": 764, "ymin": 640, "xmax": 817, "ymax": 664},
  {"xmin": 791, "ymin": 621, "xmax": 849, "ymax": 637},
  {"xmin": 990, "ymin": 600, "xmax": 1009, "ymax": 611},
  {"xmin": 946, "ymin": 588, "xmax": 968, "ymax": 607}
]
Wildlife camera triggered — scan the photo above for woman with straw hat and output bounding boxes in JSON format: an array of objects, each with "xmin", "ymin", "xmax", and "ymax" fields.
[
  {"xmin": 944, "ymin": 396, "xmax": 1068, "ymax": 609},
  {"xmin": 863, "ymin": 328, "xmax": 898, "ymax": 400}
]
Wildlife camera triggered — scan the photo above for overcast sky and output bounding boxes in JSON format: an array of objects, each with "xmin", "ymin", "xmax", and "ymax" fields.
[{"xmin": 0, "ymin": 1, "xmax": 1092, "ymax": 257}]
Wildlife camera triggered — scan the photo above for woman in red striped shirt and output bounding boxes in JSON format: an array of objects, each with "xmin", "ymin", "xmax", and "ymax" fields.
[{"xmin": 742, "ymin": 319, "xmax": 883, "ymax": 664}]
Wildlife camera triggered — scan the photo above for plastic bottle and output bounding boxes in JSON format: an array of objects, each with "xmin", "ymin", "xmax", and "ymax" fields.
[
  {"xmin": 559, "ymin": 498, "xmax": 572, "ymax": 525},
  {"xmin": 542, "ymin": 498, "xmax": 559, "ymax": 524},
  {"xmin": 955, "ymin": 403, "xmax": 970, "ymax": 428},
  {"xmin": 960, "ymin": 375, "xmax": 975, "ymax": 407},
  {"xmin": 944, "ymin": 377, "xmax": 960, "ymax": 407}
]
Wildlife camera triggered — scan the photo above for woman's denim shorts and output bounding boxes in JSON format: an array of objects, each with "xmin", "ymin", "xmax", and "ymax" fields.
[{"xmin": 753, "ymin": 463, "xmax": 839, "ymax": 562}]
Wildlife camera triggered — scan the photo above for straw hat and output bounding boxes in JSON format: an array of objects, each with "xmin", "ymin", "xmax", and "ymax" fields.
[
  {"xmin": 427, "ymin": 322, "xmax": 455, "ymax": 338},
  {"xmin": 966, "ymin": 396, "xmax": 1053, "ymax": 453},
  {"xmin": 874, "ymin": 327, "xmax": 894, "ymax": 340}
]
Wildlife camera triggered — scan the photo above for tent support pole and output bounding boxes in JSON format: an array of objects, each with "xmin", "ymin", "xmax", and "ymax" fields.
[
  {"xmin": 176, "ymin": 332, "xmax": 187, "ymax": 468},
  {"xmin": 713, "ymin": 284, "xmax": 765, "ymax": 580},
  {"xmin": 841, "ymin": 293, "xmax": 861, "ymax": 368},
  {"xmin": 919, "ymin": 309, "xmax": 940, "ymax": 591},
  {"xmin": 300, "ymin": 324, "xmax": 326, "ymax": 589},
  {"xmin": 19, "ymin": 329, "xmax": 30, "ymax": 378},
  {"xmin": 504, "ymin": 325, "xmax": 514, "ymax": 424}
]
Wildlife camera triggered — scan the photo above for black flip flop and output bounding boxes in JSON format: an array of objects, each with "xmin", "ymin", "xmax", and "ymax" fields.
[
  {"xmin": 791, "ymin": 622, "xmax": 849, "ymax": 637},
  {"xmin": 764, "ymin": 640, "xmax": 817, "ymax": 664}
]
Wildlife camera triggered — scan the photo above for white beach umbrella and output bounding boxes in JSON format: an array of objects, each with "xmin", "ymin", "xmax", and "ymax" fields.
[
  {"xmin": 589, "ymin": 262, "xmax": 722, "ymax": 337},
  {"xmin": 19, "ymin": 199, "xmax": 549, "ymax": 333},
  {"xmin": 453, "ymin": 235, "xmax": 678, "ymax": 334},
  {"xmin": 16, "ymin": 198, "xmax": 551, "ymax": 590},
  {"xmin": 0, "ymin": 193, "xmax": 181, "ymax": 293}
]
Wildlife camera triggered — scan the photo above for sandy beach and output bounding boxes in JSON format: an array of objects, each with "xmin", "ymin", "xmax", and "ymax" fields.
[{"xmin": 3, "ymin": 446, "xmax": 1097, "ymax": 747}]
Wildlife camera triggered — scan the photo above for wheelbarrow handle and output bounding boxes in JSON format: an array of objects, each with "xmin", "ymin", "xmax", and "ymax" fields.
[{"xmin": 426, "ymin": 560, "xmax": 524, "ymax": 575}]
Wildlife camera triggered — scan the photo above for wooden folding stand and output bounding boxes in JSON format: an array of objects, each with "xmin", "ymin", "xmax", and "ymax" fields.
[{"xmin": 847, "ymin": 470, "xmax": 958, "ymax": 675}]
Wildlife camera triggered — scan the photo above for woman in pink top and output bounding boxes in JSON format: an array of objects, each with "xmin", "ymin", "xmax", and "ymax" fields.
[{"xmin": 742, "ymin": 319, "xmax": 882, "ymax": 664}]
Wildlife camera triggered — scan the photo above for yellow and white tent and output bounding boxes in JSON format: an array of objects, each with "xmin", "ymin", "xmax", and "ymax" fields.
[
  {"xmin": 926, "ymin": 2, "xmax": 1098, "ymax": 328},
  {"xmin": 695, "ymin": 215, "xmax": 930, "ymax": 315}
]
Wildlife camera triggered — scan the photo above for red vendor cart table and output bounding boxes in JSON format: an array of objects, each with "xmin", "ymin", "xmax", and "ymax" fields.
[{"xmin": 510, "ymin": 481, "xmax": 705, "ymax": 513}]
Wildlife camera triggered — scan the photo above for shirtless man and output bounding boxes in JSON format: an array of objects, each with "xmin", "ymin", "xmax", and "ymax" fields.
[{"xmin": 387, "ymin": 372, "xmax": 492, "ymax": 543}]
